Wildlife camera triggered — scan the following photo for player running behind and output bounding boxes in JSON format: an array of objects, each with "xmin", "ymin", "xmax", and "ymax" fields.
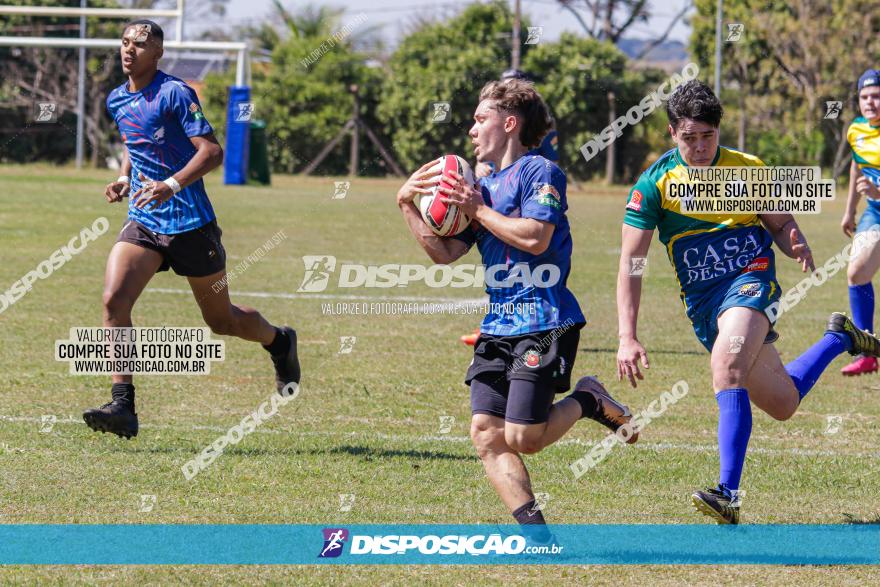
[
  {"xmin": 617, "ymin": 80, "xmax": 880, "ymax": 524},
  {"xmin": 397, "ymin": 78, "xmax": 637, "ymax": 535},
  {"xmin": 841, "ymin": 69, "xmax": 880, "ymax": 376},
  {"xmin": 82, "ymin": 20, "xmax": 300, "ymax": 439}
]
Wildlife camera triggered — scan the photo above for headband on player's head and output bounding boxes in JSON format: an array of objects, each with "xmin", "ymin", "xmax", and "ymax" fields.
[{"xmin": 858, "ymin": 69, "xmax": 880, "ymax": 93}]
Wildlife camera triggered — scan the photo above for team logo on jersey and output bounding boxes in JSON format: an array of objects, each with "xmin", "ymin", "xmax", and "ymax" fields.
[
  {"xmin": 626, "ymin": 189, "xmax": 643, "ymax": 211},
  {"xmin": 738, "ymin": 283, "xmax": 762, "ymax": 298},
  {"xmin": 534, "ymin": 183, "xmax": 561, "ymax": 209},
  {"xmin": 857, "ymin": 135, "xmax": 866, "ymax": 149},
  {"xmin": 523, "ymin": 350, "xmax": 542, "ymax": 369},
  {"xmin": 189, "ymin": 102, "xmax": 204, "ymax": 121},
  {"xmin": 742, "ymin": 257, "xmax": 768, "ymax": 273},
  {"xmin": 152, "ymin": 126, "xmax": 165, "ymax": 145}
]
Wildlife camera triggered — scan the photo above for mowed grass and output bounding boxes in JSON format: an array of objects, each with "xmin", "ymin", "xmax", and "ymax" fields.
[{"xmin": 0, "ymin": 164, "xmax": 878, "ymax": 585}]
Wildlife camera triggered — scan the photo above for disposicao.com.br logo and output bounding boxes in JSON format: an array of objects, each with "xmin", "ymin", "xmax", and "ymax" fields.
[
  {"xmin": 317, "ymin": 528, "xmax": 562, "ymax": 558},
  {"xmin": 297, "ymin": 255, "xmax": 561, "ymax": 291}
]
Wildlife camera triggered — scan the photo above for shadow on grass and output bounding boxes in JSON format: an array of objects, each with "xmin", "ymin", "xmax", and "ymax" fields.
[
  {"xmin": 580, "ymin": 346, "xmax": 704, "ymax": 356},
  {"xmin": 842, "ymin": 513, "xmax": 880, "ymax": 525},
  {"xmin": 118, "ymin": 443, "xmax": 474, "ymax": 462}
]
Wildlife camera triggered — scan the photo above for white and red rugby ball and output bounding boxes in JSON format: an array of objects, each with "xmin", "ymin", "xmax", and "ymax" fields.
[{"xmin": 417, "ymin": 155, "xmax": 476, "ymax": 237}]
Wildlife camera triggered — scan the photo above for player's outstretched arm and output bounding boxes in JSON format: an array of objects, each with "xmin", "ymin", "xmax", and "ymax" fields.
[
  {"xmin": 397, "ymin": 162, "xmax": 470, "ymax": 264},
  {"xmin": 760, "ymin": 214, "xmax": 815, "ymax": 272},
  {"xmin": 842, "ymin": 161, "xmax": 863, "ymax": 237},
  {"xmin": 617, "ymin": 224, "xmax": 653, "ymax": 387},
  {"xmin": 104, "ymin": 147, "xmax": 131, "ymax": 203}
]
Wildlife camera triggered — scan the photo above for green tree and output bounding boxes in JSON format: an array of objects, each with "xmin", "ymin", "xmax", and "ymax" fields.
[
  {"xmin": 522, "ymin": 33, "xmax": 666, "ymax": 181},
  {"xmin": 202, "ymin": 3, "xmax": 387, "ymax": 175},
  {"xmin": 377, "ymin": 1, "xmax": 519, "ymax": 172},
  {"xmin": 690, "ymin": 0, "xmax": 880, "ymax": 175},
  {"xmin": 0, "ymin": 0, "xmax": 128, "ymax": 166}
]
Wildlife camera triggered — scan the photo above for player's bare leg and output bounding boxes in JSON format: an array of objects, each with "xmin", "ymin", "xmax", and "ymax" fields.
[
  {"xmin": 745, "ymin": 344, "xmax": 800, "ymax": 420},
  {"xmin": 188, "ymin": 271, "xmax": 300, "ymax": 393},
  {"xmin": 83, "ymin": 242, "xmax": 163, "ymax": 438},
  {"xmin": 695, "ymin": 306, "xmax": 880, "ymax": 523},
  {"xmin": 504, "ymin": 379, "xmax": 638, "ymax": 454},
  {"xmin": 188, "ymin": 271, "xmax": 276, "ymax": 343},
  {"xmin": 843, "ymin": 231, "xmax": 880, "ymax": 375},
  {"xmin": 470, "ymin": 414, "xmax": 536, "ymax": 512},
  {"xmin": 503, "ymin": 401, "xmax": 581, "ymax": 454}
]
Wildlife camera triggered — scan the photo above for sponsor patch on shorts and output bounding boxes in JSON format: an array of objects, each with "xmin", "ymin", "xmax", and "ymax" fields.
[{"xmin": 738, "ymin": 283, "xmax": 762, "ymax": 298}]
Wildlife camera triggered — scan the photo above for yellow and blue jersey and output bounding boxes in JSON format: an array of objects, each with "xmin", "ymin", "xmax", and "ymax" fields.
[
  {"xmin": 848, "ymin": 116, "xmax": 880, "ymax": 192},
  {"xmin": 107, "ymin": 70, "xmax": 216, "ymax": 234},
  {"xmin": 623, "ymin": 146, "xmax": 777, "ymax": 320},
  {"xmin": 454, "ymin": 155, "xmax": 584, "ymax": 336}
]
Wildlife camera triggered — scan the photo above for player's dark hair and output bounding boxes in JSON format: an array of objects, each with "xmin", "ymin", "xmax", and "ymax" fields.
[
  {"xmin": 479, "ymin": 79, "xmax": 551, "ymax": 148},
  {"xmin": 123, "ymin": 19, "xmax": 164, "ymax": 43},
  {"xmin": 667, "ymin": 80, "xmax": 723, "ymax": 129}
]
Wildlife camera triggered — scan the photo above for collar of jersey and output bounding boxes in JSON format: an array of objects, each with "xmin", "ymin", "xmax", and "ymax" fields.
[
  {"xmin": 673, "ymin": 146, "xmax": 721, "ymax": 167},
  {"xmin": 853, "ymin": 114, "xmax": 880, "ymax": 128},
  {"xmin": 490, "ymin": 153, "xmax": 530, "ymax": 177},
  {"xmin": 123, "ymin": 69, "xmax": 164, "ymax": 96}
]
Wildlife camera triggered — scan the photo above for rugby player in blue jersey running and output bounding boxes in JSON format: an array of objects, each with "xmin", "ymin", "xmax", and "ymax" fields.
[
  {"xmin": 617, "ymin": 80, "xmax": 880, "ymax": 523},
  {"xmin": 462, "ymin": 68, "xmax": 559, "ymax": 346},
  {"xmin": 397, "ymin": 78, "xmax": 636, "ymax": 533},
  {"xmin": 82, "ymin": 21, "xmax": 299, "ymax": 439}
]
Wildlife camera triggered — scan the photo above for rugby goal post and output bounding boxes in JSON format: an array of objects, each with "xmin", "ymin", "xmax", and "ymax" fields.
[{"xmin": 0, "ymin": 1, "xmax": 252, "ymax": 184}]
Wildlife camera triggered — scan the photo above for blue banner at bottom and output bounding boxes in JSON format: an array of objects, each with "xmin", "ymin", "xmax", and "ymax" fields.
[{"xmin": 1, "ymin": 524, "xmax": 878, "ymax": 565}]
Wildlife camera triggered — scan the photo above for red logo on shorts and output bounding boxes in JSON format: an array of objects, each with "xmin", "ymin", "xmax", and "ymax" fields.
[
  {"xmin": 743, "ymin": 257, "xmax": 769, "ymax": 273},
  {"xmin": 524, "ymin": 350, "xmax": 541, "ymax": 369},
  {"xmin": 626, "ymin": 190, "xmax": 643, "ymax": 211}
]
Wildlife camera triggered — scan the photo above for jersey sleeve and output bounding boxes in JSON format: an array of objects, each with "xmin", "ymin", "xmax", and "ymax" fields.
[
  {"xmin": 165, "ymin": 81, "xmax": 214, "ymax": 138},
  {"xmin": 519, "ymin": 159, "xmax": 566, "ymax": 225},
  {"xmin": 622, "ymin": 175, "xmax": 662, "ymax": 230}
]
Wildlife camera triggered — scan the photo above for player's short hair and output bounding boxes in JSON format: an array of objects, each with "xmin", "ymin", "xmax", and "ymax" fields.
[
  {"xmin": 123, "ymin": 19, "xmax": 164, "ymax": 44},
  {"xmin": 479, "ymin": 79, "xmax": 551, "ymax": 148},
  {"xmin": 667, "ymin": 80, "xmax": 723, "ymax": 129}
]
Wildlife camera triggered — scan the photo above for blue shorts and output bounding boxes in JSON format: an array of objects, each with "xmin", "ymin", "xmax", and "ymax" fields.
[
  {"xmin": 856, "ymin": 200, "xmax": 880, "ymax": 234},
  {"xmin": 688, "ymin": 268, "xmax": 782, "ymax": 352}
]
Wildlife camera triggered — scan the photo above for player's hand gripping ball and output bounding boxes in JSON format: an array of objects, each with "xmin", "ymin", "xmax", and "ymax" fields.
[{"xmin": 418, "ymin": 155, "xmax": 478, "ymax": 237}]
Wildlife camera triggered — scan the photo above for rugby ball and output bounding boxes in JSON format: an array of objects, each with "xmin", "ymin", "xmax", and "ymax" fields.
[{"xmin": 417, "ymin": 155, "xmax": 475, "ymax": 237}]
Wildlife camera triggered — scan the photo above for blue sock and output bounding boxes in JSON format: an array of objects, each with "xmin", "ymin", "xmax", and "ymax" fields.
[
  {"xmin": 785, "ymin": 333, "xmax": 849, "ymax": 401},
  {"xmin": 849, "ymin": 283, "xmax": 874, "ymax": 333},
  {"xmin": 716, "ymin": 388, "xmax": 751, "ymax": 492}
]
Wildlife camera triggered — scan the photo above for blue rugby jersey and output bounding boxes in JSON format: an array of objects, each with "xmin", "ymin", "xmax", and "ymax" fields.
[
  {"xmin": 454, "ymin": 154, "xmax": 585, "ymax": 336},
  {"xmin": 106, "ymin": 70, "xmax": 216, "ymax": 234}
]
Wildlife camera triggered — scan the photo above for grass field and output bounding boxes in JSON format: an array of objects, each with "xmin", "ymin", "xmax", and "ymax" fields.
[{"xmin": 0, "ymin": 164, "xmax": 878, "ymax": 584}]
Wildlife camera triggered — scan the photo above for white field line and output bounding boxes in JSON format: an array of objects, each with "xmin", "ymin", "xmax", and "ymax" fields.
[
  {"xmin": 145, "ymin": 287, "xmax": 489, "ymax": 305},
  {"xmin": 2, "ymin": 415, "xmax": 878, "ymax": 459}
]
